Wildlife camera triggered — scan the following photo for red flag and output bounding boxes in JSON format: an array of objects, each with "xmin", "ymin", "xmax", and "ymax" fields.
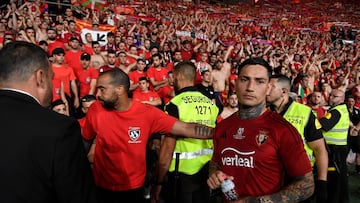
[
  {"xmin": 114, "ymin": 6, "xmax": 135, "ymax": 15},
  {"xmin": 75, "ymin": 19, "xmax": 116, "ymax": 33}
]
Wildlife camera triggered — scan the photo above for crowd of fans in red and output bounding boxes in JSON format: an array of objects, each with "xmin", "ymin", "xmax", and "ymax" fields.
[{"xmin": 0, "ymin": 0, "xmax": 359, "ymax": 118}]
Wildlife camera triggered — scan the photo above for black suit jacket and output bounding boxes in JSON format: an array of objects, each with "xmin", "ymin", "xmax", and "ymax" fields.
[{"xmin": 0, "ymin": 90, "xmax": 98, "ymax": 203}]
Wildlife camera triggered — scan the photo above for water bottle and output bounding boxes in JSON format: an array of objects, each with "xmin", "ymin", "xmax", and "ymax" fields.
[{"xmin": 221, "ymin": 179, "xmax": 239, "ymax": 201}]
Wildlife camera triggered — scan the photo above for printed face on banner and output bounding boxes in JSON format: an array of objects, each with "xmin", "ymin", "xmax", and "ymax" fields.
[{"xmin": 81, "ymin": 28, "xmax": 108, "ymax": 46}]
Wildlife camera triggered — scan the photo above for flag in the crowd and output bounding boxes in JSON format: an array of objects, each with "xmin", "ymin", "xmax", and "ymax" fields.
[
  {"xmin": 74, "ymin": 19, "xmax": 116, "ymax": 33},
  {"xmin": 126, "ymin": 15, "xmax": 157, "ymax": 23},
  {"xmin": 72, "ymin": 0, "xmax": 107, "ymax": 11},
  {"xmin": 114, "ymin": 6, "xmax": 135, "ymax": 15},
  {"xmin": 297, "ymin": 84, "xmax": 305, "ymax": 99},
  {"xmin": 81, "ymin": 28, "xmax": 109, "ymax": 46}
]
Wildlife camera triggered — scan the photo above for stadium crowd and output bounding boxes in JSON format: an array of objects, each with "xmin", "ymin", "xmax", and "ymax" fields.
[{"xmin": 0, "ymin": 0, "xmax": 360, "ymax": 202}]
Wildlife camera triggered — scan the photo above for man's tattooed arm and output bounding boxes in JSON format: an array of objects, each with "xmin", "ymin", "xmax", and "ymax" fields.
[
  {"xmin": 170, "ymin": 121, "xmax": 214, "ymax": 139},
  {"xmin": 240, "ymin": 172, "xmax": 315, "ymax": 203}
]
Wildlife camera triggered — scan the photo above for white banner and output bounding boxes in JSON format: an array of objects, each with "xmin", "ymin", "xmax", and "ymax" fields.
[{"xmin": 80, "ymin": 28, "xmax": 109, "ymax": 46}]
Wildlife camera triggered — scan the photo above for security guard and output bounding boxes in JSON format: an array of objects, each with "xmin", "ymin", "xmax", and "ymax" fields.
[
  {"xmin": 319, "ymin": 89, "xmax": 350, "ymax": 203},
  {"xmin": 267, "ymin": 75, "xmax": 328, "ymax": 203},
  {"xmin": 153, "ymin": 61, "xmax": 219, "ymax": 203}
]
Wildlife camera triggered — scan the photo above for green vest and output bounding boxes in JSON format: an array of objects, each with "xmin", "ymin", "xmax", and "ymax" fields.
[
  {"xmin": 283, "ymin": 101, "xmax": 315, "ymax": 166},
  {"xmin": 322, "ymin": 104, "xmax": 349, "ymax": 146},
  {"xmin": 166, "ymin": 91, "xmax": 219, "ymax": 175}
]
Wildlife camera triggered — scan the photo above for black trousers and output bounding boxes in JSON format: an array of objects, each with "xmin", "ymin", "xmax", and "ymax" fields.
[
  {"xmin": 162, "ymin": 163, "xmax": 210, "ymax": 203},
  {"xmin": 327, "ymin": 145, "xmax": 349, "ymax": 203},
  {"xmin": 97, "ymin": 186, "xmax": 145, "ymax": 203}
]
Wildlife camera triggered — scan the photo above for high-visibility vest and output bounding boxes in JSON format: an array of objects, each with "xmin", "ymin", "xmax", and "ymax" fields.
[
  {"xmin": 322, "ymin": 104, "xmax": 349, "ymax": 146},
  {"xmin": 166, "ymin": 91, "xmax": 219, "ymax": 175},
  {"xmin": 283, "ymin": 101, "xmax": 315, "ymax": 166}
]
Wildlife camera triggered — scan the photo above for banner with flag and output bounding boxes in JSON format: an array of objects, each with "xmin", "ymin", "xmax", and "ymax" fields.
[
  {"xmin": 72, "ymin": 0, "xmax": 107, "ymax": 11},
  {"xmin": 175, "ymin": 30, "xmax": 208, "ymax": 41},
  {"xmin": 81, "ymin": 28, "xmax": 109, "ymax": 46},
  {"xmin": 126, "ymin": 15, "xmax": 157, "ymax": 23},
  {"xmin": 74, "ymin": 19, "xmax": 116, "ymax": 33},
  {"xmin": 114, "ymin": 6, "xmax": 135, "ymax": 15}
]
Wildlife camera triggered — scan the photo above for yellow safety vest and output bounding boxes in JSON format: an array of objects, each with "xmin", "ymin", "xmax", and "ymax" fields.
[
  {"xmin": 166, "ymin": 91, "xmax": 219, "ymax": 175},
  {"xmin": 283, "ymin": 101, "xmax": 315, "ymax": 166},
  {"xmin": 322, "ymin": 104, "xmax": 349, "ymax": 146}
]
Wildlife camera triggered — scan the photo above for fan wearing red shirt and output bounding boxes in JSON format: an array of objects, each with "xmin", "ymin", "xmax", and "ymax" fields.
[
  {"xmin": 207, "ymin": 58, "xmax": 314, "ymax": 202},
  {"xmin": 78, "ymin": 53, "xmax": 99, "ymax": 98},
  {"xmin": 51, "ymin": 48, "xmax": 79, "ymax": 108},
  {"xmin": 46, "ymin": 28, "xmax": 65, "ymax": 56},
  {"xmin": 65, "ymin": 36, "xmax": 84, "ymax": 78},
  {"xmin": 129, "ymin": 58, "xmax": 147, "ymax": 92},
  {"xmin": 179, "ymin": 40, "xmax": 194, "ymax": 61},
  {"xmin": 147, "ymin": 53, "xmax": 169, "ymax": 92},
  {"xmin": 63, "ymin": 20, "xmax": 82, "ymax": 50},
  {"xmin": 82, "ymin": 69, "xmax": 214, "ymax": 202},
  {"xmin": 157, "ymin": 71, "xmax": 175, "ymax": 105},
  {"xmin": 82, "ymin": 33, "xmax": 94, "ymax": 55},
  {"xmin": 99, "ymin": 50, "xmax": 118, "ymax": 73},
  {"xmin": 133, "ymin": 77, "xmax": 162, "ymax": 106}
]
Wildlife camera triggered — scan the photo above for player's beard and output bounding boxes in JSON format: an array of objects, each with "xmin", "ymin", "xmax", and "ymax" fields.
[{"xmin": 98, "ymin": 97, "xmax": 117, "ymax": 109}]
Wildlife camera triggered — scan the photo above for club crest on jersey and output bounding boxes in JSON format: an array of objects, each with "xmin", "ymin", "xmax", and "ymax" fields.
[
  {"xmin": 128, "ymin": 127, "xmax": 141, "ymax": 143},
  {"xmin": 233, "ymin": 128, "xmax": 245, "ymax": 139},
  {"xmin": 256, "ymin": 130, "xmax": 268, "ymax": 146}
]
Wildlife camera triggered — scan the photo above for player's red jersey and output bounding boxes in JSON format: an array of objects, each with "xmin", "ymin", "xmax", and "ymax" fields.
[{"xmin": 212, "ymin": 110, "xmax": 312, "ymax": 197}]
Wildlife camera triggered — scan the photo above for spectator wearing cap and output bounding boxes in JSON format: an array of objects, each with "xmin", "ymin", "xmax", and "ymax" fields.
[
  {"xmin": 77, "ymin": 95, "xmax": 98, "ymax": 164},
  {"xmin": 38, "ymin": 40, "xmax": 48, "ymax": 53},
  {"xmin": 78, "ymin": 53, "xmax": 99, "ymax": 98},
  {"xmin": 50, "ymin": 99, "xmax": 69, "ymax": 116},
  {"xmin": 92, "ymin": 22, "xmax": 99, "ymax": 31},
  {"xmin": 2, "ymin": 32, "xmax": 14, "ymax": 47},
  {"xmin": 46, "ymin": 27, "xmax": 65, "ymax": 56},
  {"xmin": 129, "ymin": 58, "xmax": 148, "ymax": 92},
  {"xmin": 101, "ymin": 32, "xmax": 117, "ymax": 54},
  {"xmin": 51, "ymin": 47, "xmax": 79, "ymax": 109},
  {"xmin": 54, "ymin": 21, "xmax": 65, "ymax": 37},
  {"xmin": 77, "ymin": 95, "xmax": 97, "ymax": 129},
  {"xmin": 65, "ymin": 36, "xmax": 84, "ymax": 78}
]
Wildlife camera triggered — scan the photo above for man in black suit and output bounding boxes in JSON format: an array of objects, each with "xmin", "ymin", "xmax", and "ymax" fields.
[{"xmin": 0, "ymin": 41, "xmax": 98, "ymax": 202}]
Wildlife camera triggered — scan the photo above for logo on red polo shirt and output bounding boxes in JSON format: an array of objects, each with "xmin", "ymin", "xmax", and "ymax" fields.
[
  {"xmin": 128, "ymin": 127, "xmax": 141, "ymax": 143},
  {"xmin": 256, "ymin": 130, "xmax": 268, "ymax": 146}
]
